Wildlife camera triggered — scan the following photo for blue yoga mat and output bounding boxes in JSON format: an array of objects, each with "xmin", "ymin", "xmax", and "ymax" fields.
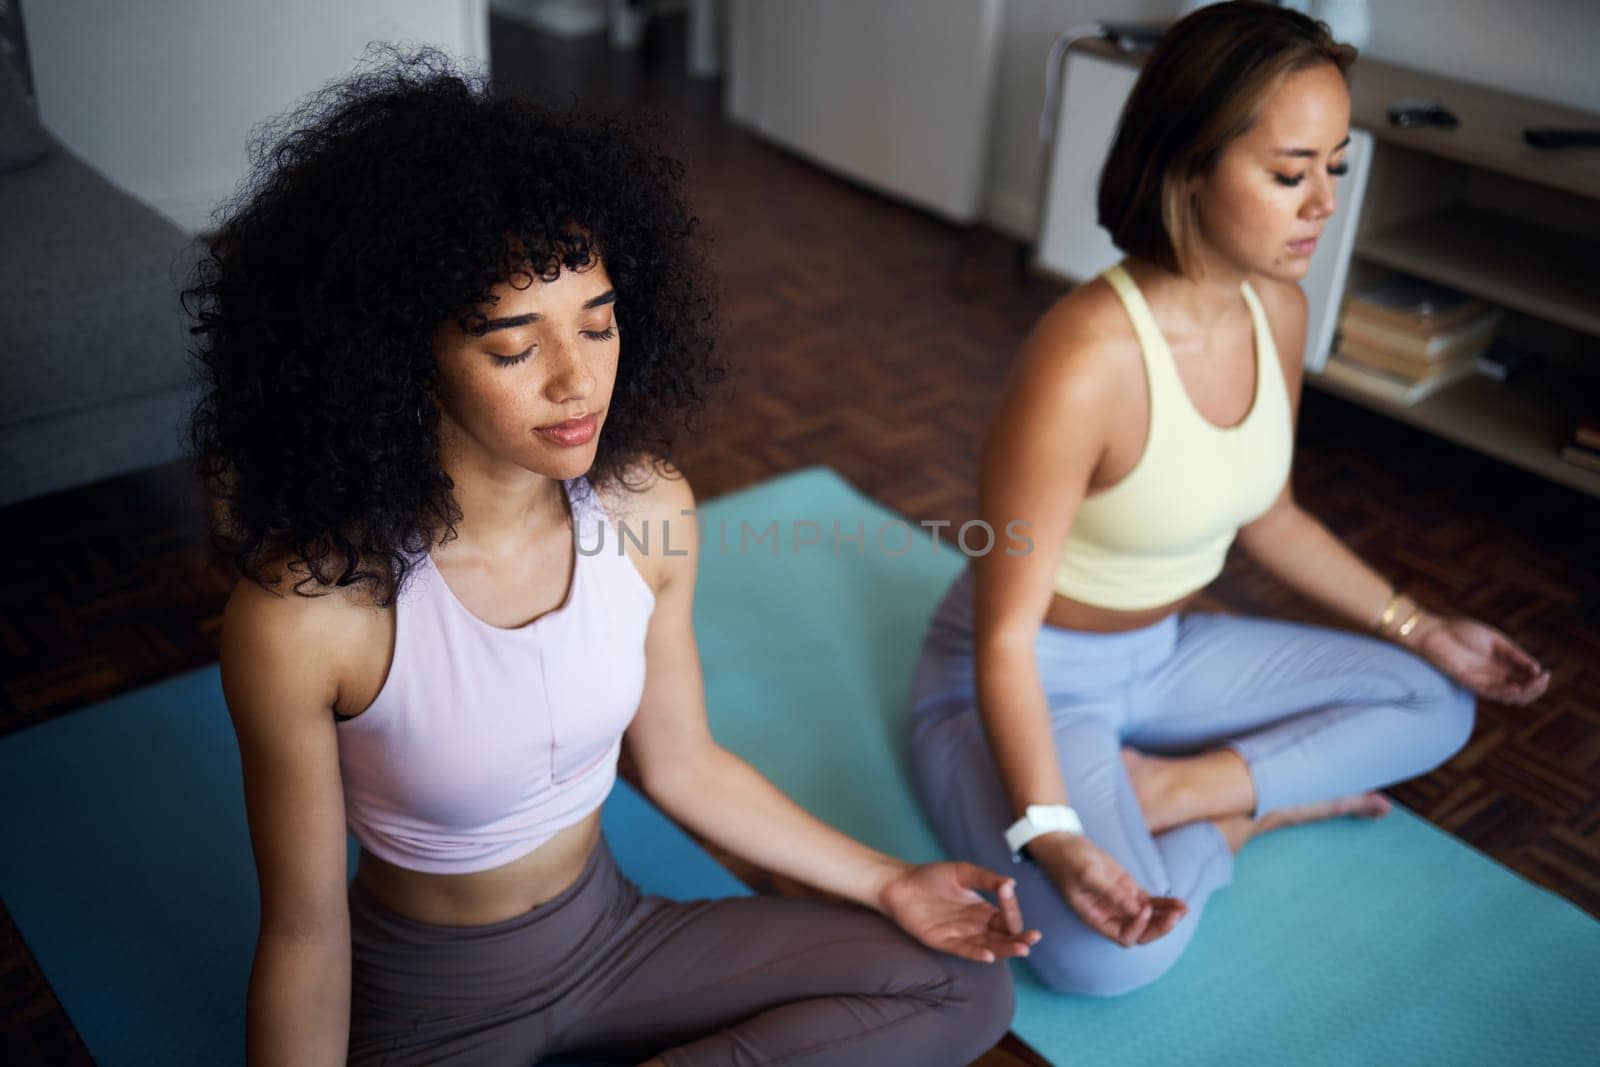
[
  {"xmin": 0, "ymin": 665, "xmax": 746, "ymax": 1066},
  {"xmin": 686, "ymin": 468, "xmax": 1600, "ymax": 1067}
]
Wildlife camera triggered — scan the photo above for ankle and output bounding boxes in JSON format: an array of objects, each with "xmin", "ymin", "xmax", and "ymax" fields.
[
  {"xmin": 1145, "ymin": 760, "xmax": 1196, "ymax": 833},
  {"xmin": 1213, "ymin": 814, "xmax": 1256, "ymax": 855},
  {"xmin": 1170, "ymin": 749, "xmax": 1256, "ymax": 827},
  {"xmin": 1123, "ymin": 749, "xmax": 1185, "ymax": 832}
]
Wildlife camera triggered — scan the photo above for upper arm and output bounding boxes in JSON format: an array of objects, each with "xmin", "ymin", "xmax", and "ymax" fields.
[
  {"xmin": 613, "ymin": 464, "xmax": 715, "ymax": 792},
  {"xmin": 973, "ymin": 295, "xmax": 1119, "ymax": 651},
  {"xmin": 220, "ymin": 577, "xmax": 353, "ymax": 942}
]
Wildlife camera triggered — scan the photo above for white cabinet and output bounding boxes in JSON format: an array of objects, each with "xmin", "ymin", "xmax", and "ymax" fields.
[
  {"xmin": 1034, "ymin": 48, "xmax": 1135, "ymax": 284},
  {"xmin": 724, "ymin": 0, "xmax": 1003, "ymax": 223}
]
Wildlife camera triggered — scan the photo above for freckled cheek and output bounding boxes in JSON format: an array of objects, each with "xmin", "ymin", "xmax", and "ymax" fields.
[
  {"xmin": 593, "ymin": 346, "xmax": 622, "ymax": 406},
  {"xmin": 508, "ymin": 402, "xmax": 546, "ymax": 438},
  {"xmin": 462, "ymin": 379, "xmax": 544, "ymax": 438}
]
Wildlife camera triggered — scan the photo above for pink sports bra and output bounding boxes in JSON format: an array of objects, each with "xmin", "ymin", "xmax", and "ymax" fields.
[{"xmin": 334, "ymin": 476, "xmax": 656, "ymax": 874}]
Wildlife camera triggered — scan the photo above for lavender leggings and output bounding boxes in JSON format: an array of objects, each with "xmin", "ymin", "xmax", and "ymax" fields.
[
  {"xmin": 908, "ymin": 566, "xmax": 1475, "ymax": 998},
  {"xmin": 346, "ymin": 834, "xmax": 1013, "ymax": 1065}
]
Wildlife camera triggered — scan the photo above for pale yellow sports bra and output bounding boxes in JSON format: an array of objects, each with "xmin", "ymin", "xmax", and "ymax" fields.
[{"xmin": 1053, "ymin": 262, "xmax": 1293, "ymax": 611}]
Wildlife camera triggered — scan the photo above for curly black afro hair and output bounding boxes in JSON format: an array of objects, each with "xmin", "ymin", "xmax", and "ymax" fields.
[{"xmin": 186, "ymin": 47, "xmax": 725, "ymax": 605}]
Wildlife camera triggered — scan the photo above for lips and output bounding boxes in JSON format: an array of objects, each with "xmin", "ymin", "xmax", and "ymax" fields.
[{"xmin": 535, "ymin": 412, "xmax": 598, "ymax": 447}]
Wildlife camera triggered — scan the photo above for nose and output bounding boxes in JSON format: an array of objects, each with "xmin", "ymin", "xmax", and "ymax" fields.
[
  {"xmin": 543, "ymin": 339, "xmax": 597, "ymax": 403},
  {"xmin": 1304, "ymin": 170, "xmax": 1337, "ymax": 221}
]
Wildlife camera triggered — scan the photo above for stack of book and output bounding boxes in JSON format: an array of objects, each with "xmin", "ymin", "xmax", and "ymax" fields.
[
  {"xmin": 1560, "ymin": 414, "xmax": 1600, "ymax": 474},
  {"xmin": 1322, "ymin": 275, "xmax": 1503, "ymax": 406}
]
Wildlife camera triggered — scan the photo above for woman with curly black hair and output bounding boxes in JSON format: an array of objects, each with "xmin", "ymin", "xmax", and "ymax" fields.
[{"xmin": 191, "ymin": 50, "xmax": 1033, "ymax": 1067}]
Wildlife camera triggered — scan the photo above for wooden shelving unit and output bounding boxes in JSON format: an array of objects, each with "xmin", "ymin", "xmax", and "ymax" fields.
[
  {"xmin": 1307, "ymin": 56, "xmax": 1600, "ymax": 498},
  {"xmin": 1354, "ymin": 206, "xmax": 1600, "ymax": 338},
  {"xmin": 1343, "ymin": 56, "xmax": 1600, "ymax": 202},
  {"xmin": 1312, "ymin": 361, "xmax": 1600, "ymax": 497}
]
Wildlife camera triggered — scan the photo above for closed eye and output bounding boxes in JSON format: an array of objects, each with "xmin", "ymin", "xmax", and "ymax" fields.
[
  {"xmin": 1275, "ymin": 162, "xmax": 1350, "ymax": 187},
  {"xmin": 492, "ymin": 325, "xmax": 615, "ymax": 367},
  {"xmin": 492, "ymin": 345, "xmax": 534, "ymax": 367}
]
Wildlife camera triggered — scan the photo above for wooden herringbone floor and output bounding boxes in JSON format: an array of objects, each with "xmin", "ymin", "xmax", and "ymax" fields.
[{"xmin": 2, "ymin": 14, "xmax": 1595, "ymax": 1067}]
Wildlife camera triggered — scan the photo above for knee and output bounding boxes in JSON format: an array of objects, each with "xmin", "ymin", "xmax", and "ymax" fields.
[
  {"xmin": 1023, "ymin": 926, "xmax": 1188, "ymax": 998},
  {"xmin": 1410, "ymin": 662, "xmax": 1477, "ymax": 764},
  {"xmin": 1441, "ymin": 680, "xmax": 1477, "ymax": 756},
  {"xmin": 934, "ymin": 955, "xmax": 1015, "ymax": 1056}
]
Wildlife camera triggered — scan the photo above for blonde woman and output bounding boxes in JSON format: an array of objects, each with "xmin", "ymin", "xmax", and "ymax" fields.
[{"xmin": 906, "ymin": 0, "xmax": 1547, "ymax": 997}]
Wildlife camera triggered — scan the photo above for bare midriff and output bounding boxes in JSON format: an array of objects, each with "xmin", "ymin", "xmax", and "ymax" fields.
[
  {"xmin": 1042, "ymin": 589, "xmax": 1202, "ymax": 635},
  {"xmin": 353, "ymin": 809, "xmax": 604, "ymax": 928}
]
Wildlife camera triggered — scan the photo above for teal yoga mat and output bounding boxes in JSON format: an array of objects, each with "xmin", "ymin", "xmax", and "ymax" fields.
[
  {"xmin": 0, "ymin": 666, "xmax": 746, "ymax": 1067},
  {"xmin": 3, "ymin": 466, "xmax": 1596, "ymax": 1066},
  {"xmin": 687, "ymin": 467, "xmax": 1600, "ymax": 1067}
]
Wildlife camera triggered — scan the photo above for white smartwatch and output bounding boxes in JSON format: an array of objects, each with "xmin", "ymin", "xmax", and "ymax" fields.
[{"xmin": 1004, "ymin": 804, "xmax": 1085, "ymax": 862}]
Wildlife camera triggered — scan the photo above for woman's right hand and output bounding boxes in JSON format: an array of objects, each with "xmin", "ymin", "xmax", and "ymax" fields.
[{"xmin": 1027, "ymin": 832, "xmax": 1188, "ymax": 947}]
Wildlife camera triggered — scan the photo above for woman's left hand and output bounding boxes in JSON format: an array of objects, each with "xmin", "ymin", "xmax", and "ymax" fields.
[
  {"xmin": 877, "ymin": 861, "xmax": 1043, "ymax": 964},
  {"xmin": 1407, "ymin": 614, "xmax": 1550, "ymax": 705}
]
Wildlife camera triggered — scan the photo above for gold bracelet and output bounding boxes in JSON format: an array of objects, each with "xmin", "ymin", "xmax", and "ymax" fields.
[
  {"xmin": 1374, "ymin": 591, "xmax": 1404, "ymax": 635},
  {"xmin": 1395, "ymin": 609, "xmax": 1425, "ymax": 641}
]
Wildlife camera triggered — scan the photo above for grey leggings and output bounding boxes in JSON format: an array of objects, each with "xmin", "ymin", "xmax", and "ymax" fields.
[
  {"xmin": 347, "ymin": 833, "xmax": 1014, "ymax": 1065},
  {"xmin": 908, "ymin": 566, "xmax": 1475, "ymax": 998}
]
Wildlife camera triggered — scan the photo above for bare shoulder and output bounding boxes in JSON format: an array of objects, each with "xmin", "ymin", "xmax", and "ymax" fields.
[
  {"xmin": 224, "ymin": 556, "xmax": 380, "ymax": 647},
  {"xmin": 220, "ymin": 559, "xmax": 362, "ymax": 939},
  {"xmin": 591, "ymin": 458, "xmax": 697, "ymax": 596},
  {"xmin": 221, "ymin": 557, "xmax": 381, "ymax": 718},
  {"xmin": 1248, "ymin": 274, "xmax": 1309, "ymax": 383},
  {"xmin": 1249, "ymin": 273, "xmax": 1308, "ymax": 331},
  {"xmin": 592, "ymin": 456, "xmax": 695, "ymax": 525},
  {"xmin": 1014, "ymin": 276, "xmax": 1142, "ymax": 408}
]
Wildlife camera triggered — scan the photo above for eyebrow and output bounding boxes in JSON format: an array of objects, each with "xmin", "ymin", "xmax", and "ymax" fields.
[
  {"xmin": 1274, "ymin": 135, "xmax": 1352, "ymax": 159},
  {"xmin": 475, "ymin": 290, "xmax": 617, "ymax": 333}
]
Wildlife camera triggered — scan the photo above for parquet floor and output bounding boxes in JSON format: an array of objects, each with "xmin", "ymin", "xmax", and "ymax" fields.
[{"xmin": 2, "ymin": 14, "xmax": 1595, "ymax": 1066}]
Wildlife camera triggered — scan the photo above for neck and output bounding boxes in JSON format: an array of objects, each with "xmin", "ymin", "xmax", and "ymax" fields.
[
  {"xmin": 1128, "ymin": 248, "xmax": 1249, "ymax": 332},
  {"xmin": 434, "ymin": 428, "xmax": 570, "ymax": 559}
]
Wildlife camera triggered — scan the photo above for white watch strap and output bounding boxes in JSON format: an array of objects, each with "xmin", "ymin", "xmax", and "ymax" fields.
[{"xmin": 1004, "ymin": 804, "xmax": 1085, "ymax": 858}]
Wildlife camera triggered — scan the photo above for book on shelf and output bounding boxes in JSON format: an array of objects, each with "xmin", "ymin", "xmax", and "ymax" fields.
[
  {"xmin": 1341, "ymin": 275, "xmax": 1490, "ymax": 335},
  {"xmin": 1574, "ymin": 414, "xmax": 1600, "ymax": 452},
  {"xmin": 1337, "ymin": 304, "xmax": 1503, "ymax": 362},
  {"xmin": 1319, "ymin": 351, "xmax": 1478, "ymax": 406},
  {"xmin": 1338, "ymin": 338, "xmax": 1483, "ymax": 382},
  {"xmin": 1559, "ymin": 443, "xmax": 1600, "ymax": 475}
]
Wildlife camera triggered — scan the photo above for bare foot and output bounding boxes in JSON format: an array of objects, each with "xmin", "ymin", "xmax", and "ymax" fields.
[
  {"xmin": 1121, "ymin": 746, "xmax": 1255, "ymax": 833},
  {"xmin": 1121, "ymin": 748, "xmax": 1182, "ymax": 832},
  {"xmin": 1213, "ymin": 792, "xmax": 1393, "ymax": 855}
]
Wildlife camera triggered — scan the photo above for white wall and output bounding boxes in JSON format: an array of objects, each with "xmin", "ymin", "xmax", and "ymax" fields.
[
  {"xmin": 21, "ymin": 0, "xmax": 490, "ymax": 235},
  {"xmin": 1362, "ymin": 0, "xmax": 1599, "ymax": 114},
  {"xmin": 727, "ymin": 0, "xmax": 1003, "ymax": 224},
  {"xmin": 25, "ymin": 0, "xmax": 1597, "ymax": 241},
  {"xmin": 983, "ymin": 0, "xmax": 1600, "ymax": 241}
]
